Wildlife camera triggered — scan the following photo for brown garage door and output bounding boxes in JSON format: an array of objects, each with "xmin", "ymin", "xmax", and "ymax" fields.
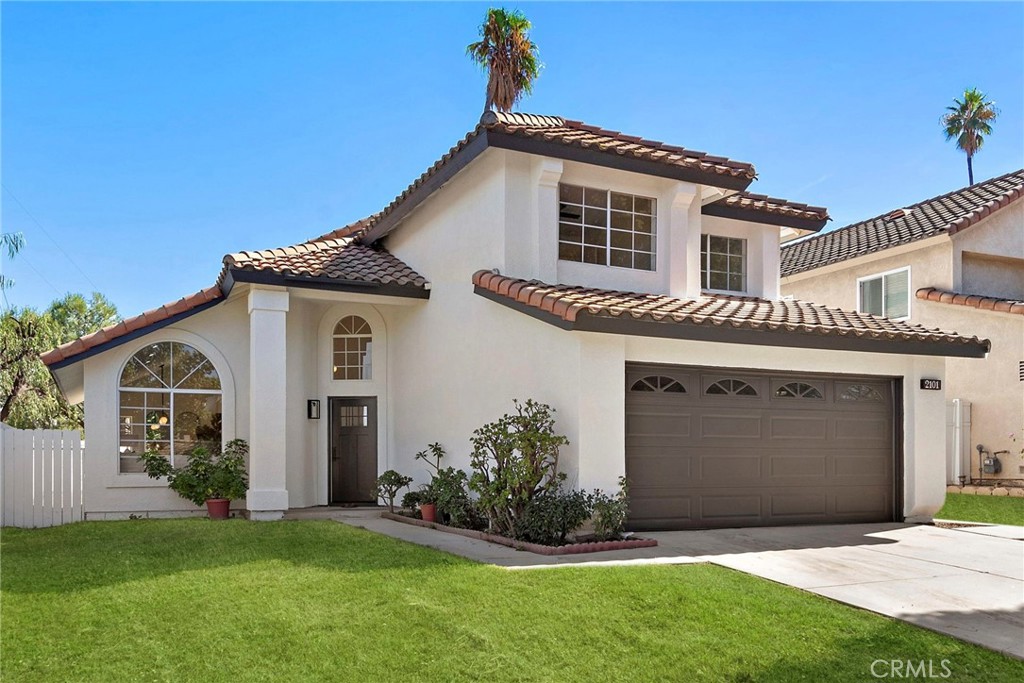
[{"xmin": 625, "ymin": 364, "xmax": 898, "ymax": 530}]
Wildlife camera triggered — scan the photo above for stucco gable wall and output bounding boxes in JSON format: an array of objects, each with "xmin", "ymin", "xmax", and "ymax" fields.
[
  {"xmin": 373, "ymin": 149, "xmax": 587, "ymax": 489},
  {"xmin": 80, "ymin": 294, "xmax": 251, "ymax": 516},
  {"xmin": 952, "ymin": 201, "xmax": 1024, "ymax": 300}
]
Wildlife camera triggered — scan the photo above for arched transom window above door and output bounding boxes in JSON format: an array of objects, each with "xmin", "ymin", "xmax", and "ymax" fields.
[
  {"xmin": 118, "ymin": 342, "xmax": 222, "ymax": 474},
  {"xmin": 333, "ymin": 316, "xmax": 372, "ymax": 380}
]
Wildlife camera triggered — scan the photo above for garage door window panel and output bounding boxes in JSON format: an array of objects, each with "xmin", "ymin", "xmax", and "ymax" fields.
[
  {"xmin": 705, "ymin": 378, "xmax": 759, "ymax": 397},
  {"xmin": 838, "ymin": 383, "xmax": 885, "ymax": 402},
  {"xmin": 631, "ymin": 376, "xmax": 686, "ymax": 393},
  {"xmin": 774, "ymin": 381, "xmax": 824, "ymax": 400}
]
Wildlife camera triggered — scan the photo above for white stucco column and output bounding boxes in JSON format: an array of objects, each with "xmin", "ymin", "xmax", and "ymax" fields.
[
  {"xmin": 533, "ymin": 157, "xmax": 563, "ymax": 283},
  {"xmin": 668, "ymin": 182, "xmax": 700, "ymax": 298},
  {"xmin": 576, "ymin": 333, "xmax": 627, "ymax": 492},
  {"xmin": 761, "ymin": 228, "xmax": 782, "ymax": 299},
  {"xmin": 247, "ymin": 286, "xmax": 290, "ymax": 520},
  {"xmin": 902, "ymin": 355, "xmax": 948, "ymax": 523}
]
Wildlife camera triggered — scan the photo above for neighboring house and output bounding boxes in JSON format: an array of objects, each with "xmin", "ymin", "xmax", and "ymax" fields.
[
  {"xmin": 42, "ymin": 112, "xmax": 988, "ymax": 530},
  {"xmin": 781, "ymin": 170, "xmax": 1024, "ymax": 483}
]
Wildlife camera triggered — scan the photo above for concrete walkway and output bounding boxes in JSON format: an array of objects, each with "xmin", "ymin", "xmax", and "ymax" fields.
[{"xmin": 290, "ymin": 508, "xmax": 1024, "ymax": 659}]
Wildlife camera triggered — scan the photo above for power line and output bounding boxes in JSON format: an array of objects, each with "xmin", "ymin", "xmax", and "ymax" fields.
[
  {"xmin": 12, "ymin": 250, "xmax": 64, "ymax": 300},
  {"xmin": 2, "ymin": 183, "xmax": 103, "ymax": 292}
]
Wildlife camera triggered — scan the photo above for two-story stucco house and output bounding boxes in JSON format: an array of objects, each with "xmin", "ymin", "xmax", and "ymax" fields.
[
  {"xmin": 42, "ymin": 112, "xmax": 989, "ymax": 530},
  {"xmin": 781, "ymin": 171, "xmax": 1023, "ymax": 484}
]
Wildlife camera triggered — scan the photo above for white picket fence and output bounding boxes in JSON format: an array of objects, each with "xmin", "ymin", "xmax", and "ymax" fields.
[{"xmin": 0, "ymin": 423, "xmax": 84, "ymax": 528}]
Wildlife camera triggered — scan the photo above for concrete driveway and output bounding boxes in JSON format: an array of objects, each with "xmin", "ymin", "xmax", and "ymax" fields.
[{"xmin": 312, "ymin": 509, "xmax": 1024, "ymax": 659}]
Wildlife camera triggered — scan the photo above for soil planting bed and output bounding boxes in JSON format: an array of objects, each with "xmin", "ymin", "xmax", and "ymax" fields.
[{"xmin": 382, "ymin": 511, "xmax": 658, "ymax": 555}]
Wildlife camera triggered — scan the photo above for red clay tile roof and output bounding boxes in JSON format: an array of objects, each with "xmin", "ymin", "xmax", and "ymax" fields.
[
  {"xmin": 41, "ymin": 286, "xmax": 223, "ymax": 367},
  {"xmin": 484, "ymin": 111, "xmax": 756, "ymax": 181},
  {"xmin": 781, "ymin": 169, "xmax": 1024, "ymax": 276},
  {"xmin": 916, "ymin": 287, "xmax": 1024, "ymax": 316},
  {"xmin": 224, "ymin": 236, "xmax": 428, "ymax": 289},
  {"xmin": 712, "ymin": 191, "xmax": 830, "ymax": 223},
  {"xmin": 359, "ymin": 111, "xmax": 761, "ymax": 243},
  {"xmin": 473, "ymin": 271, "xmax": 989, "ymax": 357},
  {"xmin": 43, "ymin": 238, "xmax": 429, "ymax": 368}
]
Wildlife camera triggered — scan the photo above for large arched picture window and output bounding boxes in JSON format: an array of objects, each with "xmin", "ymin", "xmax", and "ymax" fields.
[
  {"xmin": 332, "ymin": 316, "xmax": 372, "ymax": 380},
  {"xmin": 118, "ymin": 342, "xmax": 222, "ymax": 473}
]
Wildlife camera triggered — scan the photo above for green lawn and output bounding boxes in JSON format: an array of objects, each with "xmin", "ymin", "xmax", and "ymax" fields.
[
  {"xmin": 2, "ymin": 520, "xmax": 1021, "ymax": 682},
  {"xmin": 937, "ymin": 492, "xmax": 1024, "ymax": 526}
]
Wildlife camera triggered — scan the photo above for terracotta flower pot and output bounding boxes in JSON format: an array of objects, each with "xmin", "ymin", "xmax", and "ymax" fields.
[
  {"xmin": 420, "ymin": 503, "xmax": 437, "ymax": 523},
  {"xmin": 206, "ymin": 498, "xmax": 231, "ymax": 520}
]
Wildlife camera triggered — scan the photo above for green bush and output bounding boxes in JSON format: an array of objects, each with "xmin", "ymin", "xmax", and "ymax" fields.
[
  {"xmin": 139, "ymin": 439, "xmax": 249, "ymax": 507},
  {"xmin": 469, "ymin": 399, "xmax": 568, "ymax": 537},
  {"xmin": 400, "ymin": 490, "xmax": 425, "ymax": 516},
  {"xmin": 372, "ymin": 470, "xmax": 413, "ymax": 513},
  {"xmin": 592, "ymin": 476, "xmax": 630, "ymax": 541},
  {"xmin": 515, "ymin": 486, "xmax": 592, "ymax": 545}
]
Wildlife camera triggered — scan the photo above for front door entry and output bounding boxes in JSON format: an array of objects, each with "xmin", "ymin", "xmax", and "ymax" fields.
[{"xmin": 329, "ymin": 397, "xmax": 377, "ymax": 504}]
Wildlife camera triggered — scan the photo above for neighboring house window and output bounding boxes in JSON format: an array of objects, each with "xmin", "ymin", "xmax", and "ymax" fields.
[
  {"xmin": 558, "ymin": 184, "xmax": 656, "ymax": 271},
  {"xmin": 118, "ymin": 342, "xmax": 222, "ymax": 474},
  {"xmin": 858, "ymin": 268, "xmax": 910, "ymax": 319},
  {"xmin": 700, "ymin": 235, "xmax": 747, "ymax": 293},
  {"xmin": 332, "ymin": 315, "xmax": 372, "ymax": 380}
]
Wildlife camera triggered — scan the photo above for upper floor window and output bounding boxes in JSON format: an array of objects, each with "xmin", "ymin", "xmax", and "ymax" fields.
[
  {"xmin": 118, "ymin": 342, "xmax": 222, "ymax": 474},
  {"xmin": 701, "ymin": 235, "xmax": 746, "ymax": 293},
  {"xmin": 858, "ymin": 268, "xmax": 909, "ymax": 319},
  {"xmin": 558, "ymin": 184, "xmax": 656, "ymax": 271},
  {"xmin": 333, "ymin": 316, "xmax": 372, "ymax": 380}
]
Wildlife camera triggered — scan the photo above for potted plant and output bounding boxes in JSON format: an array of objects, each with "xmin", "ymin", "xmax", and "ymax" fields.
[
  {"xmin": 414, "ymin": 443, "xmax": 446, "ymax": 523},
  {"xmin": 139, "ymin": 439, "xmax": 249, "ymax": 520}
]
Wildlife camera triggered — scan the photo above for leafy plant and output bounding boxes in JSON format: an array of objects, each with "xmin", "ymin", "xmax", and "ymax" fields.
[
  {"xmin": 400, "ymin": 490, "xmax": 425, "ymax": 516},
  {"xmin": 372, "ymin": 470, "xmax": 413, "ymax": 513},
  {"xmin": 591, "ymin": 477, "xmax": 630, "ymax": 541},
  {"xmin": 469, "ymin": 399, "xmax": 568, "ymax": 537},
  {"xmin": 139, "ymin": 439, "xmax": 249, "ymax": 507},
  {"xmin": 515, "ymin": 486, "xmax": 592, "ymax": 546}
]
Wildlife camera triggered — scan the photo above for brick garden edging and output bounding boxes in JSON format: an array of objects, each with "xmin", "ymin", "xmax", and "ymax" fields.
[
  {"xmin": 946, "ymin": 484, "xmax": 1024, "ymax": 497},
  {"xmin": 381, "ymin": 511, "xmax": 658, "ymax": 555}
]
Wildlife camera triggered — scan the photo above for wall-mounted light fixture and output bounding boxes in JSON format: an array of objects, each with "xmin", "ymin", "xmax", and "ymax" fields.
[{"xmin": 307, "ymin": 399, "xmax": 321, "ymax": 420}]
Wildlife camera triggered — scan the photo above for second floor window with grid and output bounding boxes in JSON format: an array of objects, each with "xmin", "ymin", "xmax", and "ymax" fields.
[
  {"xmin": 558, "ymin": 184, "xmax": 656, "ymax": 271},
  {"xmin": 701, "ymin": 234, "xmax": 747, "ymax": 292}
]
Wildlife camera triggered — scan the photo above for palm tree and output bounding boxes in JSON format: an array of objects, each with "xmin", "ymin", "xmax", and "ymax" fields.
[
  {"xmin": 942, "ymin": 88, "xmax": 998, "ymax": 185},
  {"xmin": 466, "ymin": 8, "xmax": 541, "ymax": 113}
]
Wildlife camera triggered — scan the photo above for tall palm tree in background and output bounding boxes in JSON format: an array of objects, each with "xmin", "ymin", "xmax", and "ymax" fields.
[
  {"xmin": 467, "ymin": 8, "xmax": 541, "ymax": 113},
  {"xmin": 942, "ymin": 88, "xmax": 998, "ymax": 185}
]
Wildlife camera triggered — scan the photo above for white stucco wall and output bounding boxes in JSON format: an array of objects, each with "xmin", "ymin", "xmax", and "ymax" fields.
[{"xmin": 80, "ymin": 294, "xmax": 250, "ymax": 518}]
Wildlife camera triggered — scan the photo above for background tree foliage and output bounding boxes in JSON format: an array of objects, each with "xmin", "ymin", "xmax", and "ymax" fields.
[{"xmin": 1, "ymin": 292, "xmax": 118, "ymax": 430}]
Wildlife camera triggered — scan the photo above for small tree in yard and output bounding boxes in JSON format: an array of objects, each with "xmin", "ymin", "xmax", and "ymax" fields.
[
  {"xmin": 469, "ymin": 399, "xmax": 568, "ymax": 537},
  {"xmin": 373, "ymin": 470, "xmax": 413, "ymax": 513}
]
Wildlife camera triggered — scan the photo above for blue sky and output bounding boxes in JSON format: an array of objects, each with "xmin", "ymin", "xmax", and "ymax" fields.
[{"xmin": 3, "ymin": 2, "xmax": 1022, "ymax": 316}]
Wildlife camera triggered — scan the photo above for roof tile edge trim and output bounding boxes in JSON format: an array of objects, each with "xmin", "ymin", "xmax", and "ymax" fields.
[{"xmin": 916, "ymin": 287, "xmax": 1024, "ymax": 316}]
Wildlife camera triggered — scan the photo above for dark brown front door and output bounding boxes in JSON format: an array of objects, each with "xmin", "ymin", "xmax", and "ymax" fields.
[
  {"xmin": 625, "ymin": 364, "xmax": 898, "ymax": 531},
  {"xmin": 329, "ymin": 397, "xmax": 377, "ymax": 504}
]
